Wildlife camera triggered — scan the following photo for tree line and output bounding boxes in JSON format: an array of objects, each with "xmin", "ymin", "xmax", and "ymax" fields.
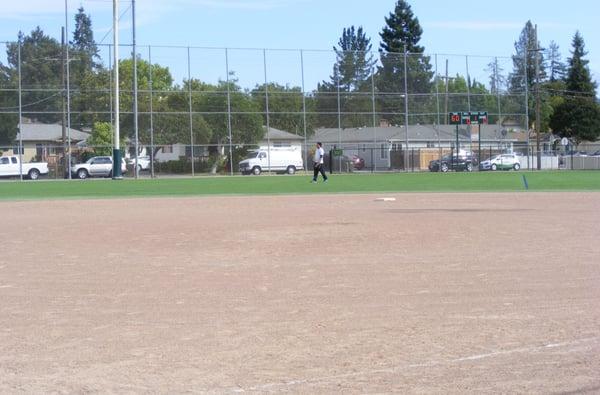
[{"xmin": 1, "ymin": 0, "xmax": 598, "ymax": 155}]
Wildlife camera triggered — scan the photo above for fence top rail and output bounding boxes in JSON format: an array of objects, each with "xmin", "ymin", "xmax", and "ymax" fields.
[{"xmin": 0, "ymin": 41, "xmax": 509, "ymax": 60}]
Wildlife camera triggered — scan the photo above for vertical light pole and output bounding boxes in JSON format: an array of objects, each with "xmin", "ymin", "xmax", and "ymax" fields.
[
  {"xmin": 65, "ymin": 0, "xmax": 72, "ymax": 179},
  {"xmin": 534, "ymin": 24, "xmax": 542, "ymax": 171},
  {"xmin": 112, "ymin": 0, "xmax": 122, "ymax": 179},
  {"xmin": 132, "ymin": 0, "xmax": 139, "ymax": 178},
  {"xmin": 17, "ymin": 33, "xmax": 23, "ymax": 182},
  {"xmin": 61, "ymin": 27, "xmax": 67, "ymax": 178},
  {"xmin": 403, "ymin": 44, "xmax": 409, "ymax": 172}
]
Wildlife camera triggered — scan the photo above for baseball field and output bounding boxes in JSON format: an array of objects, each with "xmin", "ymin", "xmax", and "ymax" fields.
[{"xmin": 1, "ymin": 172, "xmax": 599, "ymax": 393}]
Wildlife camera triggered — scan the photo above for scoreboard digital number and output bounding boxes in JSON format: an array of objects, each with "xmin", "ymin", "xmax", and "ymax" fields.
[{"xmin": 449, "ymin": 111, "xmax": 488, "ymax": 125}]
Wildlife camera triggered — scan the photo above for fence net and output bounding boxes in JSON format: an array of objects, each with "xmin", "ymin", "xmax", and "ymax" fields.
[{"xmin": 2, "ymin": 41, "xmax": 593, "ymax": 179}]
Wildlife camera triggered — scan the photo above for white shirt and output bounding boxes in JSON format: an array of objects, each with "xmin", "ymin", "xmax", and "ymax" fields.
[{"xmin": 313, "ymin": 147, "xmax": 325, "ymax": 164}]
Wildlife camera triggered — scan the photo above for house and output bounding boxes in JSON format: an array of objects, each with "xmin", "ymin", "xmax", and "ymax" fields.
[
  {"xmin": 10, "ymin": 121, "xmax": 90, "ymax": 163},
  {"xmin": 310, "ymin": 123, "xmax": 527, "ymax": 170},
  {"xmin": 259, "ymin": 127, "xmax": 304, "ymax": 151}
]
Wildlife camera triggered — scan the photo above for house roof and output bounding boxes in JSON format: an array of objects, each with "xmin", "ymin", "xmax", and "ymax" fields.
[
  {"xmin": 311, "ymin": 124, "xmax": 527, "ymax": 144},
  {"xmin": 263, "ymin": 127, "xmax": 303, "ymax": 141},
  {"xmin": 15, "ymin": 123, "xmax": 90, "ymax": 143}
]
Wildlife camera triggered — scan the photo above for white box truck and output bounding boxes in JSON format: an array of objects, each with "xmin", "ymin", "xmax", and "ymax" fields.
[{"xmin": 239, "ymin": 147, "xmax": 304, "ymax": 175}]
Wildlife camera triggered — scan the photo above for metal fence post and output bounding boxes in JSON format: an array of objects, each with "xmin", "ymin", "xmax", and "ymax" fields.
[
  {"xmin": 132, "ymin": 0, "xmax": 139, "ymax": 179},
  {"xmin": 403, "ymin": 45, "xmax": 409, "ymax": 172},
  {"xmin": 300, "ymin": 49, "xmax": 308, "ymax": 174},
  {"xmin": 17, "ymin": 34, "xmax": 23, "ymax": 181},
  {"xmin": 225, "ymin": 48, "xmax": 233, "ymax": 176},
  {"xmin": 371, "ymin": 65, "xmax": 377, "ymax": 172},
  {"xmin": 187, "ymin": 46, "xmax": 194, "ymax": 176},
  {"xmin": 263, "ymin": 49, "xmax": 271, "ymax": 173},
  {"xmin": 148, "ymin": 45, "xmax": 155, "ymax": 178}
]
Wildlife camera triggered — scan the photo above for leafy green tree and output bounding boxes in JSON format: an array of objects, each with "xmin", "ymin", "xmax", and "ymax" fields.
[
  {"xmin": 3, "ymin": 28, "xmax": 63, "ymax": 124},
  {"xmin": 377, "ymin": 0, "xmax": 433, "ymax": 124},
  {"xmin": 251, "ymin": 82, "xmax": 315, "ymax": 136},
  {"xmin": 0, "ymin": 65, "xmax": 18, "ymax": 145},
  {"xmin": 197, "ymin": 78, "xmax": 263, "ymax": 147},
  {"xmin": 550, "ymin": 32, "xmax": 600, "ymax": 143},
  {"xmin": 87, "ymin": 121, "xmax": 125, "ymax": 156},
  {"xmin": 116, "ymin": 56, "xmax": 175, "ymax": 143}
]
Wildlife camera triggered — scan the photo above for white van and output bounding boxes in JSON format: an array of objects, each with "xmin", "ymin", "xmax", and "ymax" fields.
[{"xmin": 239, "ymin": 147, "xmax": 304, "ymax": 175}]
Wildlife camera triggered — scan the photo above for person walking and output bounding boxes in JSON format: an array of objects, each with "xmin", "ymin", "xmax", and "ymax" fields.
[{"xmin": 312, "ymin": 142, "xmax": 328, "ymax": 183}]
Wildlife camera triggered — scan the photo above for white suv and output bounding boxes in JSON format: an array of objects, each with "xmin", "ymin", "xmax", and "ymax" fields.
[
  {"xmin": 128, "ymin": 156, "xmax": 151, "ymax": 172},
  {"xmin": 480, "ymin": 153, "xmax": 521, "ymax": 171},
  {"xmin": 71, "ymin": 156, "xmax": 127, "ymax": 179}
]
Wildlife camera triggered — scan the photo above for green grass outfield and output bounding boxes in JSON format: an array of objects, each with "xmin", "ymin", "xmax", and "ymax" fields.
[{"xmin": 0, "ymin": 171, "xmax": 599, "ymax": 200}]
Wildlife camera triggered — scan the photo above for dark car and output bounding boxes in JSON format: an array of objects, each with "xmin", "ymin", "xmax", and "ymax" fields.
[{"xmin": 429, "ymin": 153, "xmax": 477, "ymax": 172}]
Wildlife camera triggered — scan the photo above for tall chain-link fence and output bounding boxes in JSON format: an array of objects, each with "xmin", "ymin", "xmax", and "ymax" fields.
[{"xmin": 3, "ymin": 41, "xmax": 593, "ymax": 180}]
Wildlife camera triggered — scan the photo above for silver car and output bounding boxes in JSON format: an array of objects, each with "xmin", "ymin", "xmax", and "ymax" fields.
[{"xmin": 71, "ymin": 156, "xmax": 127, "ymax": 179}]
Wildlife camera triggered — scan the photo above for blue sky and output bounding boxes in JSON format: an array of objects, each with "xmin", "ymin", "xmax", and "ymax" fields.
[{"xmin": 1, "ymin": 0, "xmax": 598, "ymax": 91}]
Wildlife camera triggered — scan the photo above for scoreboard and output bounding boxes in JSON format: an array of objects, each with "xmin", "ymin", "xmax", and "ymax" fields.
[{"xmin": 449, "ymin": 111, "xmax": 488, "ymax": 125}]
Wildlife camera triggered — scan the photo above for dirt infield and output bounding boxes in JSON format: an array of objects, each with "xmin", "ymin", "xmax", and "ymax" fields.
[{"xmin": 1, "ymin": 192, "xmax": 599, "ymax": 393}]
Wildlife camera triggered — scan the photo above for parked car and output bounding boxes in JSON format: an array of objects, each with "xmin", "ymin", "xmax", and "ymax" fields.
[
  {"xmin": 71, "ymin": 156, "xmax": 127, "ymax": 179},
  {"xmin": 428, "ymin": 153, "xmax": 476, "ymax": 172},
  {"xmin": 0, "ymin": 155, "xmax": 49, "ymax": 180},
  {"xmin": 350, "ymin": 155, "xmax": 365, "ymax": 170},
  {"xmin": 128, "ymin": 156, "xmax": 151, "ymax": 172},
  {"xmin": 479, "ymin": 153, "xmax": 521, "ymax": 171}
]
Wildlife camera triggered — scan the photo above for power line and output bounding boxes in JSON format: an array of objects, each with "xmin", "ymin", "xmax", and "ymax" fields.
[
  {"xmin": 98, "ymin": 3, "xmax": 131, "ymax": 45},
  {"xmin": 0, "ymin": 92, "xmax": 62, "ymax": 110}
]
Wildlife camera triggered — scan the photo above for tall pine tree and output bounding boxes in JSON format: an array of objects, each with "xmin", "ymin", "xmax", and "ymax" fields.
[
  {"xmin": 71, "ymin": 7, "xmax": 99, "ymax": 73},
  {"xmin": 70, "ymin": 7, "xmax": 101, "ymax": 130},
  {"xmin": 508, "ymin": 21, "xmax": 551, "ymax": 130},
  {"xmin": 508, "ymin": 21, "xmax": 546, "ymax": 94},
  {"xmin": 316, "ymin": 26, "xmax": 376, "ymax": 128},
  {"xmin": 550, "ymin": 32, "xmax": 600, "ymax": 143},
  {"xmin": 545, "ymin": 41, "xmax": 566, "ymax": 82},
  {"xmin": 377, "ymin": 0, "xmax": 433, "ymax": 124}
]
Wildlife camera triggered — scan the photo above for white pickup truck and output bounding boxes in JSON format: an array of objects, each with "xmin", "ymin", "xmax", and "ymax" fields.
[{"xmin": 0, "ymin": 156, "xmax": 49, "ymax": 180}]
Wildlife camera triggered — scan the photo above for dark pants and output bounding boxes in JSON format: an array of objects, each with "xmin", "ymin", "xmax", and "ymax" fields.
[{"xmin": 313, "ymin": 163, "xmax": 327, "ymax": 181}]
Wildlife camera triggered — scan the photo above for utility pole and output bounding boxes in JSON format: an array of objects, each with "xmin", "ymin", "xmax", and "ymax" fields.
[
  {"xmin": 534, "ymin": 24, "xmax": 542, "ymax": 171},
  {"xmin": 444, "ymin": 59, "xmax": 449, "ymax": 124}
]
